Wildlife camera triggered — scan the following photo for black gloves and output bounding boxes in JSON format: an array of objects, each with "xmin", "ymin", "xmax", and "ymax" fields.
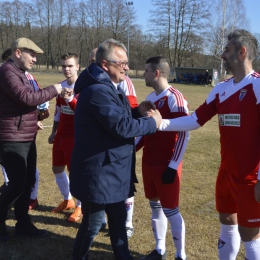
[{"xmin": 162, "ymin": 167, "xmax": 177, "ymax": 184}]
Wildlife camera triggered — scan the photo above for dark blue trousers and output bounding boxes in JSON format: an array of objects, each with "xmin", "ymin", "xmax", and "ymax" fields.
[{"xmin": 72, "ymin": 200, "xmax": 133, "ymax": 260}]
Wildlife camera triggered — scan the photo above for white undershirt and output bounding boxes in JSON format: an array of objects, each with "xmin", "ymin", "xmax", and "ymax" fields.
[{"xmin": 159, "ymin": 112, "xmax": 201, "ymax": 131}]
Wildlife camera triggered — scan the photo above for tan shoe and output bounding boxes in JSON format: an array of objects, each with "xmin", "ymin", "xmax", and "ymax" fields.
[
  {"xmin": 52, "ymin": 199, "xmax": 75, "ymax": 213},
  {"xmin": 67, "ymin": 206, "xmax": 83, "ymax": 222}
]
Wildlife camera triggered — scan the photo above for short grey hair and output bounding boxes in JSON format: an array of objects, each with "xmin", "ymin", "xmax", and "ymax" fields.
[
  {"xmin": 96, "ymin": 39, "xmax": 127, "ymax": 65},
  {"xmin": 227, "ymin": 29, "xmax": 258, "ymax": 61}
]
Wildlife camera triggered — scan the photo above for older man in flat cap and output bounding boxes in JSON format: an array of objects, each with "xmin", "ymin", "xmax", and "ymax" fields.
[{"xmin": 0, "ymin": 38, "xmax": 62, "ymax": 241}]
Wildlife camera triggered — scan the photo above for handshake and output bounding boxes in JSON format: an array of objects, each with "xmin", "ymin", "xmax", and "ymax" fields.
[
  {"xmin": 138, "ymin": 101, "xmax": 162, "ymax": 129},
  {"xmin": 60, "ymin": 87, "xmax": 74, "ymax": 99},
  {"xmin": 53, "ymin": 85, "xmax": 74, "ymax": 100}
]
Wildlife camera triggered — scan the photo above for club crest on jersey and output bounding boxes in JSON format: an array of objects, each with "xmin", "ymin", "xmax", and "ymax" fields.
[
  {"xmin": 158, "ymin": 98, "xmax": 166, "ymax": 109},
  {"xmin": 239, "ymin": 89, "xmax": 247, "ymax": 101},
  {"xmin": 218, "ymin": 238, "xmax": 225, "ymax": 249}
]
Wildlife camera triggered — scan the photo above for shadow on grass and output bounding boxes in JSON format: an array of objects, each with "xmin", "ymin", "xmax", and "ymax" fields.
[
  {"xmin": 1, "ymin": 210, "xmax": 143, "ymax": 260},
  {"xmin": 0, "ymin": 230, "xmax": 143, "ymax": 260},
  {"xmin": 6, "ymin": 207, "xmax": 82, "ymax": 229},
  {"xmin": 0, "ymin": 231, "xmax": 117, "ymax": 260}
]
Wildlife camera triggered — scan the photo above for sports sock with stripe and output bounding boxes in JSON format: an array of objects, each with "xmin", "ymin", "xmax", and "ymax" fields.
[
  {"xmin": 150, "ymin": 200, "xmax": 167, "ymax": 255},
  {"xmin": 163, "ymin": 207, "xmax": 186, "ymax": 259}
]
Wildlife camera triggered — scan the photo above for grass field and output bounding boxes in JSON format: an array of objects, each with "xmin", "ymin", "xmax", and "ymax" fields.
[{"xmin": 0, "ymin": 73, "xmax": 245, "ymax": 260}]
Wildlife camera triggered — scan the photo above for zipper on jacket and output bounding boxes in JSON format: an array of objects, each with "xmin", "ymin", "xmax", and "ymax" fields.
[{"xmin": 17, "ymin": 115, "xmax": 23, "ymax": 130}]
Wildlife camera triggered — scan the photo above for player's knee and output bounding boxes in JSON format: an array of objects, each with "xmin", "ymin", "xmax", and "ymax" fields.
[
  {"xmin": 219, "ymin": 213, "xmax": 237, "ymax": 225},
  {"xmin": 238, "ymin": 226, "xmax": 260, "ymax": 241},
  {"xmin": 52, "ymin": 166, "xmax": 66, "ymax": 174}
]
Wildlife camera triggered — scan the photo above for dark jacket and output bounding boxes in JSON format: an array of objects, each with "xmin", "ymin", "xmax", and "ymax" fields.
[
  {"xmin": 0, "ymin": 60, "xmax": 58, "ymax": 141},
  {"xmin": 70, "ymin": 63, "xmax": 156, "ymax": 204}
]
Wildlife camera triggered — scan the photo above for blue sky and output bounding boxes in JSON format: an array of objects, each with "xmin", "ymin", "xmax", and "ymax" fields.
[
  {"xmin": 0, "ymin": 0, "xmax": 258, "ymax": 35},
  {"xmin": 134, "ymin": 0, "xmax": 260, "ymax": 35}
]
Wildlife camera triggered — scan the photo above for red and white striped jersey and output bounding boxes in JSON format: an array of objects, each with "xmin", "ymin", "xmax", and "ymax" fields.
[
  {"xmin": 54, "ymin": 80, "xmax": 77, "ymax": 136},
  {"xmin": 195, "ymin": 71, "xmax": 260, "ymax": 177},
  {"xmin": 119, "ymin": 76, "xmax": 138, "ymax": 108},
  {"xmin": 25, "ymin": 71, "xmax": 40, "ymax": 90},
  {"xmin": 136, "ymin": 86, "xmax": 189, "ymax": 169},
  {"xmin": 25, "ymin": 72, "xmax": 49, "ymax": 110}
]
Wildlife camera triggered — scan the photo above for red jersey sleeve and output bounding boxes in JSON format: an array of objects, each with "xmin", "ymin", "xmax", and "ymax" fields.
[{"xmin": 195, "ymin": 99, "xmax": 218, "ymax": 126}]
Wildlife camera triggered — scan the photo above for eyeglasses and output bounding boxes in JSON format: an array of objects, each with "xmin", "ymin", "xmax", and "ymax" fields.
[{"xmin": 106, "ymin": 60, "xmax": 129, "ymax": 68}]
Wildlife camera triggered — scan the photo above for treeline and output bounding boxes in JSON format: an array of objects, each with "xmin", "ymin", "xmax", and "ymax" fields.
[{"xmin": 0, "ymin": 0, "xmax": 259, "ymax": 74}]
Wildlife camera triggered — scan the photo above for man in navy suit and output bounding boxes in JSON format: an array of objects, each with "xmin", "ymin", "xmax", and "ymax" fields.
[{"xmin": 70, "ymin": 39, "xmax": 162, "ymax": 260}]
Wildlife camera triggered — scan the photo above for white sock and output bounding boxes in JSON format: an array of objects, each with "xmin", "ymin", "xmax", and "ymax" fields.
[
  {"xmin": 30, "ymin": 168, "xmax": 39, "ymax": 200},
  {"xmin": 163, "ymin": 208, "xmax": 186, "ymax": 259},
  {"xmin": 1, "ymin": 165, "xmax": 9, "ymax": 184},
  {"xmin": 150, "ymin": 201, "xmax": 167, "ymax": 255},
  {"xmin": 55, "ymin": 171, "xmax": 72, "ymax": 200},
  {"xmin": 125, "ymin": 196, "xmax": 134, "ymax": 228},
  {"xmin": 243, "ymin": 237, "xmax": 260, "ymax": 260},
  {"xmin": 76, "ymin": 200, "xmax": 82, "ymax": 207},
  {"xmin": 102, "ymin": 212, "xmax": 107, "ymax": 224},
  {"xmin": 218, "ymin": 224, "xmax": 240, "ymax": 260}
]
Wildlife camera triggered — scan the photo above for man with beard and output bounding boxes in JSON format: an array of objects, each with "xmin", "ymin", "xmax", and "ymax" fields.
[{"xmin": 159, "ymin": 29, "xmax": 260, "ymax": 260}]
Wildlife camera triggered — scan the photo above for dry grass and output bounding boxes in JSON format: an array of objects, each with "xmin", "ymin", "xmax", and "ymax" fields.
[{"xmin": 0, "ymin": 73, "xmax": 245, "ymax": 259}]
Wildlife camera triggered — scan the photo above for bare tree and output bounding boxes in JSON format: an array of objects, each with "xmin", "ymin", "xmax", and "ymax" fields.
[
  {"xmin": 183, "ymin": 32, "xmax": 203, "ymax": 67},
  {"xmin": 0, "ymin": 2, "xmax": 12, "ymax": 51},
  {"xmin": 0, "ymin": 1, "xmax": 35, "ymax": 53},
  {"xmin": 149, "ymin": 0, "xmax": 209, "ymax": 67},
  {"xmin": 0, "ymin": 0, "xmax": 251, "ymax": 75},
  {"xmin": 206, "ymin": 0, "xmax": 249, "ymax": 75},
  {"xmin": 86, "ymin": 0, "xmax": 107, "ymax": 44},
  {"xmin": 149, "ymin": 0, "xmax": 173, "ymax": 64},
  {"xmin": 130, "ymin": 28, "xmax": 155, "ymax": 74},
  {"xmin": 173, "ymin": 0, "xmax": 209, "ymax": 67},
  {"xmin": 34, "ymin": 0, "xmax": 56, "ymax": 69},
  {"xmin": 22, "ymin": 5, "xmax": 34, "ymax": 38},
  {"xmin": 104, "ymin": 0, "xmax": 135, "ymax": 41},
  {"xmin": 74, "ymin": 1, "xmax": 90, "ymax": 67}
]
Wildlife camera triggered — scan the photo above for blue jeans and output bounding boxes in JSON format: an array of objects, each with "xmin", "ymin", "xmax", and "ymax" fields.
[{"xmin": 72, "ymin": 200, "xmax": 133, "ymax": 260}]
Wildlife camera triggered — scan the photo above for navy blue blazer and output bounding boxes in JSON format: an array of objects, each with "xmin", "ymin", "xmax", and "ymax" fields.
[{"xmin": 70, "ymin": 63, "xmax": 156, "ymax": 204}]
